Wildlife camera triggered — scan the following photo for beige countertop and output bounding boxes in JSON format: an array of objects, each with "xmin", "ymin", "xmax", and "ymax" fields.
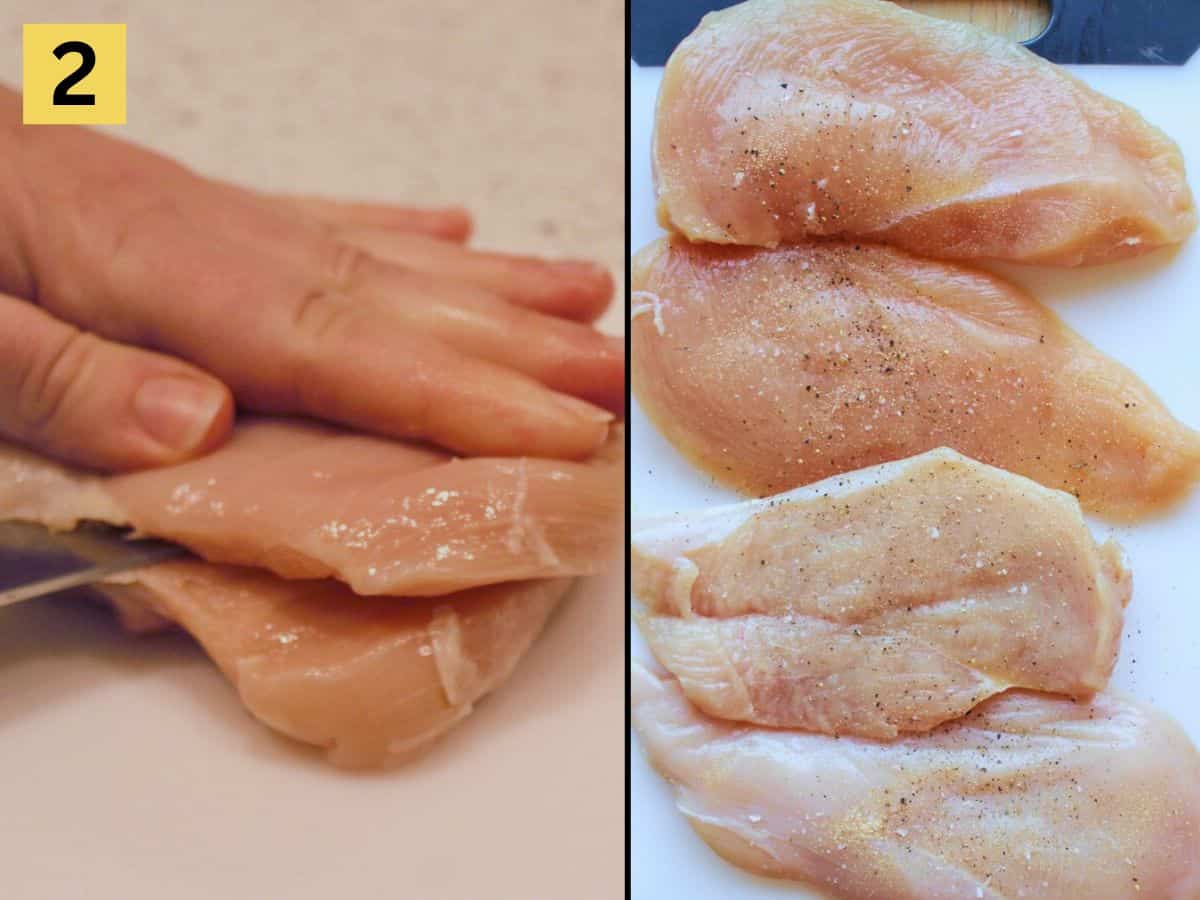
[
  {"xmin": 2, "ymin": 0, "xmax": 623, "ymax": 276},
  {"xmin": 0, "ymin": 4, "xmax": 624, "ymax": 899}
]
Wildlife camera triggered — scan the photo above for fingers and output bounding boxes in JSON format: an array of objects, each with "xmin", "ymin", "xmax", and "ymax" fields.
[
  {"xmin": 70, "ymin": 230, "xmax": 613, "ymax": 458},
  {"xmin": 271, "ymin": 193, "xmax": 615, "ymax": 323},
  {"xmin": 0, "ymin": 293, "xmax": 233, "ymax": 472},
  {"xmin": 273, "ymin": 194, "xmax": 473, "ymax": 243},
  {"xmin": 7, "ymin": 132, "xmax": 619, "ymax": 458},
  {"xmin": 270, "ymin": 193, "xmax": 616, "ymax": 322},
  {"xmin": 353, "ymin": 264, "xmax": 626, "ymax": 415},
  {"xmin": 336, "ymin": 228, "xmax": 615, "ymax": 322},
  {"xmin": 278, "ymin": 304, "xmax": 614, "ymax": 459}
]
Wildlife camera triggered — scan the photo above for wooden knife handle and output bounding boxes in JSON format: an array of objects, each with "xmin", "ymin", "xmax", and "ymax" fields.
[{"xmin": 893, "ymin": 1, "xmax": 1050, "ymax": 42}]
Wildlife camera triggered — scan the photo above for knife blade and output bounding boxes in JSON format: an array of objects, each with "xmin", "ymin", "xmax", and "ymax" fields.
[
  {"xmin": 630, "ymin": 0, "xmax": 1200, "ymax": 67},
  {"xmin": 0, "ymin": 520, "xmax": 188, "ymax": 609}
]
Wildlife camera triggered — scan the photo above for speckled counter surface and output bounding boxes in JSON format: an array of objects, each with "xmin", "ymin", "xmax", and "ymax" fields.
[
  {"xmin": 0, "ymin": 4, "xmax": 624, "ymax": 899},
  {"xmin": 2, "ymin": 0, "xmax": 623, "ymax": 275}
]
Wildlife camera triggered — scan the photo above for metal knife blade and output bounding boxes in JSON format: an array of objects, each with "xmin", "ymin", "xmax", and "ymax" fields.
[
  {"xmin": 0, "ymin": 520, "xmax": 188, "ymax": 609},
  {"xmin": 630, "ymin": 0, "xmax": 1200, "ymax": 67}
]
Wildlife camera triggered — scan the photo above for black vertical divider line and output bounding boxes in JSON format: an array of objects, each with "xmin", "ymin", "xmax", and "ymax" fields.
[{"xmin": 624, "ymin": 0, "xmax": 635, "ymax": 895}]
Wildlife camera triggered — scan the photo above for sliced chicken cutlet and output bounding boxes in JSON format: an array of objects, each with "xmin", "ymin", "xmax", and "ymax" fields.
[
  {"xmin": 632, "ymin": 663, "xmax": 1200, "ymax": 900},
  {"xmin": 653, "ymin": 0, "xmax": 1195, "ymax": 264},
  {"xmin": 98, "ymin": 562, "xmax": 571, "ymax": 768},
  {"xmin": 633, "ymin": 449, "xmax": 1129, "ymax": 738},
  {"xmin": 632, "ymin": 237, "xmax": 1200, "ymax": 520},
  {"xmin": 0, "ymin": 417, "xmax": 622, "ymax": 596}
]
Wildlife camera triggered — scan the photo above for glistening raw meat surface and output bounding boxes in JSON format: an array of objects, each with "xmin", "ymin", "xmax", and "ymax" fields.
[
  {"xmin": 99, "ymin": 562, "xmax": 571, "ymax": 768},
  {"xmin": 632, "ymin": 663, "xmax": 1200, "ymax": 900},
  {"xmin": 653, "ymin": 0, "xmax": 1196, "ymax": 264},
  {"xmin": 634, "ymin": 449, "xmax": 1128, "ymax": 737},
  {"xmin": 632, "ymin": 237, "xmax": 1200, "ymax": 520},
  {"xmin": 0, "ymin": 417, "xmax": 623, "ymax": 596}
]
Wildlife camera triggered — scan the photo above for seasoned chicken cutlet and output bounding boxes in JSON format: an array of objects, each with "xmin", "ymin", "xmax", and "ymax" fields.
[
  {"xmin": 632, "ymin": 663, "xmax": 1200, "ymax": 900},
  {"xmin": 653, "ymin": 0, "xmax": 1195, "ymax": 264},
  {"xmin": 634, "ymin": 449, "xmax": 1129, "ymax": 737},
  {"xmin": 631, "ymin": 237, "xmax": 1200, "ymax": 519}
]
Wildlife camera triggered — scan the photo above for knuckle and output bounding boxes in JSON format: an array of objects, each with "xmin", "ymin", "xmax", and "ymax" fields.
[
  {"xmin": 66, "ymin": 151, "xmax": 187, "ymax": 264},
  {"xmin": 323, "ymin": 241, "xmax": 372, "ymax": 293},
  {"xmin": 15, "ymin": 328, "xmax": 99, "ymax": 435},
  {"xmin": 104, "ymin": 194, "xmax": 181, "ymax": 267},
  {"xmin": 28, "ymin": 180, "xmax": 181, "ymax": 317},
  {"xmin": 289, "ymin": 287, "xmax": 361, "ymax": 347},
  {"xmin": 285, "ymin": 288, "xmax": 366, "ymax": 401}
]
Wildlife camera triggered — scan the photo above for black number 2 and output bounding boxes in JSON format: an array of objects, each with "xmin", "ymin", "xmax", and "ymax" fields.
[{"xmin": 51, "ymin": 40, "xmax": 97, "ymax": 106}]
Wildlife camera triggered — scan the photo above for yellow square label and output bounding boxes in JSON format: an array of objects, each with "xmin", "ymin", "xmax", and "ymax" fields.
[{"xmin": 23, "ymin": 24, "xmax": 126, "ymax": 125}]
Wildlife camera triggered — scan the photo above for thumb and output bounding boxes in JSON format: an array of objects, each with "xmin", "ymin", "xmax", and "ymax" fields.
[{"xmin": 0, "ymin": 293, "xmax": 233, "ymax": 472}]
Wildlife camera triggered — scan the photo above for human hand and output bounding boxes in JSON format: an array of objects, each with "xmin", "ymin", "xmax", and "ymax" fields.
[{"xmin": 0, "ymin": 86, "xmax": 621, "ymax": 472}]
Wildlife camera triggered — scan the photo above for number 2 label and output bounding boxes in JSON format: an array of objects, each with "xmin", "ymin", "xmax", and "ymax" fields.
[
  {"xmin": 51, "ymin": 41, "xmax": 98, "ymax": 107},
  {"xmin": 23, "ymin": 24, "xmax": 126, "ymax": 124}
]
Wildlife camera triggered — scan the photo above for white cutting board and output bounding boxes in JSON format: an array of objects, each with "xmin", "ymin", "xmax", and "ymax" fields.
[{"xmin": 631, "ymin": 57, "xmax": 1200, "ymax": 899}]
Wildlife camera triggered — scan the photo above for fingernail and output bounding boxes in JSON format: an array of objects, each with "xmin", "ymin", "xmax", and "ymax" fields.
[
  {"xmin": 553, "ymin": 392, "xmax": 614, "ymax": 425},
  {"xmin": 134, "ymin": 376, "xmax": 224, "ymax": 454}
]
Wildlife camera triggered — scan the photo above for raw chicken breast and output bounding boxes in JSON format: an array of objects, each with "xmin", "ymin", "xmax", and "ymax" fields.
[
  {"xmin": 654, "ymin": 0, "xmax": 1195, "ymax": 265},
  {"xmin": 0, "ymin": 418, "xmax": 622, "ymax": 596},
  {"xmin": 633, "ymin": 449, "xmax": 1129, "ymax": 737},
  {"xmin": 97, "ymin": 561, "xmax": 571, "ymax": 768},
  {"xmin": 631, "ymin": 237, "xmax": 1200, "ymax": 519},
  {"xmin": 632, "ymin": 663, "xmax": 1200, "ymax": 900}
]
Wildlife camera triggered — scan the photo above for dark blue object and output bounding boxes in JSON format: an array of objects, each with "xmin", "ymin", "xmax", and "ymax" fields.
[
  {"xmin": 631, "ymin": 0, "xmax": 1200, "ymax": 66},
  {"xmin": 1027, "ymin": 0, "xmax": 1200, "ymax": 64}
]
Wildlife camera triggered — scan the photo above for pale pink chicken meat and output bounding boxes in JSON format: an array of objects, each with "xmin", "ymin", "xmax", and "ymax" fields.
[
  {"xmin": 653, "ymin": 0, "xmax": 1195, "ymax": 265},
  {"xmin": 632, "ymin": 663, "xmax": 1200, "ymax": 900},
  {"xmin": 634, "ymin": 449, "xmax": 1129, "ymax": 738},
  {"xmin": 0, "ymin": 416, "xmax": 618, "ymax": 766},
  {"xmin": 631, "ymin": 237, "xmax": 1200, "ymax": 520},
  {"xmin": 97, "ymin": 562, "xmax": 570, "ymax": 768},
  {"xmin": 0, "ymin": 417, "xmax": 622, "ymax": 596}
]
